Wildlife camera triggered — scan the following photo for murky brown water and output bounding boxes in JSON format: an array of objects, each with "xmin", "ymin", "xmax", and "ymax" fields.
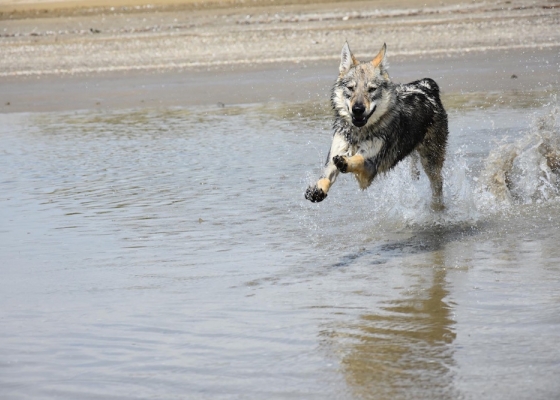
[{"xmin": 1, "ymin": 97, "xmax": 560, "ymax": 399}]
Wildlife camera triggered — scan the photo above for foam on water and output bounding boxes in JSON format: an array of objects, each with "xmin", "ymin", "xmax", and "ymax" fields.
[
  {"xmin": 362, "ymin": 150, "xmax": 479, "ymax": 228},
  {"xmin": 477, "ymin": 106, "xmax": 560, "ymax": 210}
]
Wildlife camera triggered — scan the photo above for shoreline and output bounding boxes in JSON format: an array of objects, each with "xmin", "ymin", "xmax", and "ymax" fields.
[
  {"xmin": 2, "ymin": 42, "xmax": 559, "ymax": 79},
  {"xmin": 2, "ymin": 46, "xmax": 558, "ymax": 114}
]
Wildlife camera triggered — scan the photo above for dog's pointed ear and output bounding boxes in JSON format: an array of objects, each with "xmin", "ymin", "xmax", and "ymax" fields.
[
  {"xmin": 339, "ymin": 42, "xmax": 358, "ymax": 75},
  {"xmin": 371, "ymin": 43, "xmax": 387, "ymax": 69}
]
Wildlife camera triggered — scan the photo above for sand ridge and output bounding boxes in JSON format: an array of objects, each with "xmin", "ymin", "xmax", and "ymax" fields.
[
  {"xmin": 0, "ymin": 0, "xmax": 471, "ymax": 19},
  {"xmin": 1, "ymin": 0, "xmax": 559, "ymax": 78}
]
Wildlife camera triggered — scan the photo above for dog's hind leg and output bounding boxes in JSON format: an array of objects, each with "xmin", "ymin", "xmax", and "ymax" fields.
[
  {"xmin": 418, "ymin": 147, "xmax": 445, "ymax": 211},
  {"xmin": 410, "ymin": 151, "xmax": 420, "ymax": 180},
  {"xmin": 424, "ymin": 162, "xmax": 444, "ymax": 211},
  {"xmin": 418, "ymin": 116, "xmax": 448, "ymax": 211}
]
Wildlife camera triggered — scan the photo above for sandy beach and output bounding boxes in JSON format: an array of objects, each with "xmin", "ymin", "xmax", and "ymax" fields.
[{"xmin": 1, "ymin": 0, "xmax": 559, "ymax": 112}]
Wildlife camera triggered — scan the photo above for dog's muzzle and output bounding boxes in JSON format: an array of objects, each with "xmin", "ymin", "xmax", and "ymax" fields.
[{"xmin": 351, "ymin": 104, "xmax": 376, "ymax": 127}]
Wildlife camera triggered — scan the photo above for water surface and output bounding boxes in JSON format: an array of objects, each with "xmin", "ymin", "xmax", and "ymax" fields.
[{"xmin": 1, "ymin": 97, "xmax": 560, "ymax": 399}]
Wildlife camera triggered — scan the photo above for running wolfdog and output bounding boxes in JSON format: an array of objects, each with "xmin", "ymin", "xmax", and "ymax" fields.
[{"xmin": 305, "ymin": 42, "xmax": 448, "ymax": 210}]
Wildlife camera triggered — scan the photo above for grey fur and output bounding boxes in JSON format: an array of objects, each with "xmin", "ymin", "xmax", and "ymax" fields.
[{"xmin": 305, "ymin": 42, "xmax": 448, "ymax": 210}]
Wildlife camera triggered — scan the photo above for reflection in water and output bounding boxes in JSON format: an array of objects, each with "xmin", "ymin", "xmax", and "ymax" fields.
[{"xmin": 326, "ymin": 246, "xmax": 458, "ymax": 399}]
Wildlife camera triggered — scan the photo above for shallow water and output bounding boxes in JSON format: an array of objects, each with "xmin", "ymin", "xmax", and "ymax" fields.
[{"xmin": 1, "ymin": 98, "xmax": 560, "ymax": 399}]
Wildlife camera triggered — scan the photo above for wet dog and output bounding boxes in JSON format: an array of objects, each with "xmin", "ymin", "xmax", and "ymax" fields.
[{"xmin": 305, "ymin": 42, "xmax": 449, "ymax": 210}]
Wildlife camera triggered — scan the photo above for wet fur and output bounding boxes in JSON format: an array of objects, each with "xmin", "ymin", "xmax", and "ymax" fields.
[{"xmin": 305, "ymin": 42, "xmax": 449, "ymax": 210}]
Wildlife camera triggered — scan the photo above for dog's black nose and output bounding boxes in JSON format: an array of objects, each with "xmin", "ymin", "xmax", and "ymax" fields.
[{"xmin": 352, "ymin": 103, "xmax": 366, "ymax": 116}]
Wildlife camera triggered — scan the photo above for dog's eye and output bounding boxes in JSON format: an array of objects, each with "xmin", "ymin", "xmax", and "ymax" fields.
[
  {"xmin": 346, "ymin": 85, "xmax": 355, "ymax": 92},
  {"xmin": 368, "ymin": 86, "xmax": 377, "ymax": 93}
]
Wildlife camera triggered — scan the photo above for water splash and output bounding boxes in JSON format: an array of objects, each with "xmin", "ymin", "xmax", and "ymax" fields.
[
  {"xmin": 363, "ymin": 149, "xmax": 479, "ymax": 228},
  {"xmin": 339, "ymin": 106, "xmax": 560, "ymax": 228},
  {"xmin": 477, "ymin": 107, "xmax": 560, "ymax": 209}
]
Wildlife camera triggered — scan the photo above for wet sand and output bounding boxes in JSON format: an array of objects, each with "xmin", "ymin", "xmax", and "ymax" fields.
[
  {"xmin": 2, "ymin": 46, "xmax": 559, "ymax": 113},
  {"xmin": 0, "ymin": 49, "xmax": 560, "ymax": 112},
  {"xmin": 1, "ymin": 0, "xmax": 559, "ymax": 113}
]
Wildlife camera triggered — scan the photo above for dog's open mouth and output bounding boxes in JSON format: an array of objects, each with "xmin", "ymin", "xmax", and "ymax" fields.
[{"xmin": 351, "ymin": 105, "xmax": 376, "ymax": 127}]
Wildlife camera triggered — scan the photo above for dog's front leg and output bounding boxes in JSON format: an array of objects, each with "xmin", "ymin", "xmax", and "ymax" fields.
[
  {"xmin": 333, "ymin": 153, "xmax": 377, "ymax": 190},
  {"xmin": 305, "ymin": 133, "xmax": 349, "ymax": 202},
  {"xmin": 333, "ymin": 138, "xmax": 384, "ymax": 189},
  {"xmin": 305, "ymin": 177, "xmax": 331, "ymax": 202},
  {"xmin": 332, "ymin": 154, "xmax": 365, "ymax": 174}
]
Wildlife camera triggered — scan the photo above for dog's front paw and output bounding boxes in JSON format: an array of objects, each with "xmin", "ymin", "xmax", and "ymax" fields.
[
  {"xmin": 305, "ymin": 185, "xmax": 327, "ymax": 203},
  {"xmin": 333, "ymin": 155, "xmax": 348, "ymax": 173}
]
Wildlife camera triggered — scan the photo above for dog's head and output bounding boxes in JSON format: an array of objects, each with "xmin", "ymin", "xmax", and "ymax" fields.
[{"xmin": 332, "ymin": 42, "xmax": 391, "ymax": 128}]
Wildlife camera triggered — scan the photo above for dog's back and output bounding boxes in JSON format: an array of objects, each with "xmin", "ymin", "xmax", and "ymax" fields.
[{"xmin": 373, "ymin": 78, "xmax": 448, "ymax": 174}]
